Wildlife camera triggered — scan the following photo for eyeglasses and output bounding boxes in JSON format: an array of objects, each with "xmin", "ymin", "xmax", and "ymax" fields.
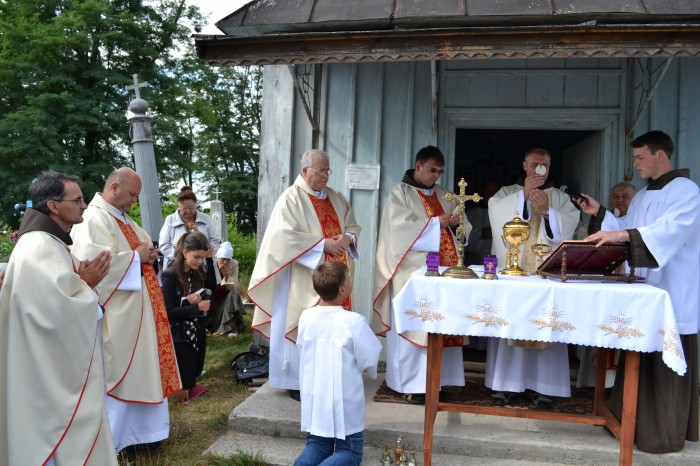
[
  {"xmin": 421, "ymin": 164, "xmax": 445, "ymax": 175},
  {"xmin": 55, "ymin": 197, "xmax": 85, "ymax": 205},
  {"xmin": 308, "ymin": 167, "xmax": 332, "ymax": 176}
]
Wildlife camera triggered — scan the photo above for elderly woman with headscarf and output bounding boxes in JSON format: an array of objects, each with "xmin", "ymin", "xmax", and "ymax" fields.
[
  {"xmin": 210, "ymin": 242, "xmax": 246, "ymax": 337},
  {"xmin": 159, "ymin": 186, "xmax": 221, "ymax": 270}
]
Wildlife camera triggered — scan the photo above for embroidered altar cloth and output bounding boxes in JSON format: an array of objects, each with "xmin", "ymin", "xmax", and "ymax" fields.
[{"xmin": 393, "ymin": 267, "xmax": 686, "ymax": 375}]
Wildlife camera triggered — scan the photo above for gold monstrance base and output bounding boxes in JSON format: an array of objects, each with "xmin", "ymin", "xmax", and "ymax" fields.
[{"xmin": 441, "ymin": 243, "xmax": 479, "ymax": 279}]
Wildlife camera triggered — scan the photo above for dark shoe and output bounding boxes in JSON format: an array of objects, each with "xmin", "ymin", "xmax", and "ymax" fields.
[
  {"xmin": 529, "ymin": 391, "xmax": 554, "ymax": 410},
  {"xmin": 288, "ymin": 389, "xmax": 301, "ymax": 402},
  {"xmin": 401, "ymin": 393, "xmax": 425, "ymax": 405},
  {"xmin": 491, "ymin": 391, "xmax": 512, "ymax": 407}
]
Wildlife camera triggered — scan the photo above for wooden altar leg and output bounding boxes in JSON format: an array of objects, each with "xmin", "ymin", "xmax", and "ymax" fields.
[
  {"xmin": 619, "ymin": 351, "xmax": 640, "ymax": 466},
  {"xmin": 423, "ymin": 333, "xmax": 443, "ymax": 466},
  {"xmin": 593, "ymin": 347, "xmax": 608, "ymax": 416}
]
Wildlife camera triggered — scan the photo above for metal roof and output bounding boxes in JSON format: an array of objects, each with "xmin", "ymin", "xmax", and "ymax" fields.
[{"xmin": 194, "ymin": 0, "xmax": 700, "ymax": 65}]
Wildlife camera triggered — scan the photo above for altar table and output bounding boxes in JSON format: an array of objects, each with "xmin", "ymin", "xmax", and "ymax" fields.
[{"xmin": 392, "ymin": 267, "xmax": 685, "ymax": 466}]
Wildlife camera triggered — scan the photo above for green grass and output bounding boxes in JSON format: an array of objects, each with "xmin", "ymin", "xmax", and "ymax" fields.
[{"xmin": 118, "ymin": 314, "xmax": 267, "ymax": 465}]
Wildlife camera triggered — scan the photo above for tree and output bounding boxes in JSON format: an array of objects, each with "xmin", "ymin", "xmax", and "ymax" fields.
[
  {"xmin": 0, "ymin": 0, "xmax": 206, "ymax": 227},
  {"xmin": 155, "ymin": 46, "xmax": 262, "ymax": 234}
]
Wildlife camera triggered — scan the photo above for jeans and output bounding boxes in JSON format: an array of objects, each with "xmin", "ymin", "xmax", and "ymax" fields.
[{"xmin": 294, "ymin": 431, "xmax": 364, "ymax": 466}]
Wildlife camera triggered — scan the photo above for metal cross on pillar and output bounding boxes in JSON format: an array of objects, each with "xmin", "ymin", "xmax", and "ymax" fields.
[
  {"xmin": 125, "ymin": 73, "xmax": 163, "ymax": 243},
  {"xmin": 126, "ymin": 74, "xmax": 150, "ymax": 100}
]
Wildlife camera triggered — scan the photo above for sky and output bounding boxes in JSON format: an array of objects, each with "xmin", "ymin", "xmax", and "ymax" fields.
[{"xmin": 193, "ymin": 0, "xmax": 250, "ymax": 34}]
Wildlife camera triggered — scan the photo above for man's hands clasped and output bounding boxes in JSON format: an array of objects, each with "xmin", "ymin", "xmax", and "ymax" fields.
[{"xmin": 324, "ymin": 234, "xmax": 351, "ymax": 257}]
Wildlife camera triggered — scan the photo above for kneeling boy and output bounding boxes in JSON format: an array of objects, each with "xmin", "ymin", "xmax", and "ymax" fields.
[{"xmin": 294, "ymin": 262, "xmax": 382, "ymax": 466}]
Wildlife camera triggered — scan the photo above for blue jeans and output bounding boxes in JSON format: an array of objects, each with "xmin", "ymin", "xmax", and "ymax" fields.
[{"xmin": 294, "ymin": 431, "xmax": 364, "ymax": 466}]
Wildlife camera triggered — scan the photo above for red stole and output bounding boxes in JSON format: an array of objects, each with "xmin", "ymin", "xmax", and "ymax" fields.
[
  {"xmin": 416, "ymin": 191, "xmax": 463, "ymax": 347},
  {"xmin": 116, "ymin": 220, "xmax": 181, "ymax": 397},
  {"xmin": 308, "ymin": 194, "xmax": 352, "ymax": 310},
  {"xmin": 416, "ymin": 191, "xmax": 458, "ymax": 266}
]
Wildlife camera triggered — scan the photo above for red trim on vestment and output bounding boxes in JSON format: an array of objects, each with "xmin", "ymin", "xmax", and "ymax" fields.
[
  {"xmin": 372, "ymin": 217, "xmax": 432, "ymax": 336},
  {"xmin": 42, "ymin": 330, "xmax": 97, "ymax": 466},
  {"xmin": 102, "ymin": 250, "xmax": 133, "ymax": 307}
]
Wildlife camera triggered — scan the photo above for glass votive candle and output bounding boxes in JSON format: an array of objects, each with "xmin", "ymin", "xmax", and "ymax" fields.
[
  {"xmin": 483, "ymin": 255, "xmax": 498, "ymax": 278},
  {"xmin": 425, "ymin": 251, "xmax": 440, "ymax": 276}
]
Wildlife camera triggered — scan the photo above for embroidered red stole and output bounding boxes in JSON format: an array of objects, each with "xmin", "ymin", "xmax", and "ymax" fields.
[
  {"xmin": 416, "ymin": 191, "xmax": 458, "ymax": 266},
  {"xmin": 116, "ymin": 219, "xmax": 181, "ymax": 397},
  {"xmin": 308, "ymin": 194, "xmax": 352, "ymax": 310},
  {"xmin": 416, "ymin": 191, "xmax": 463, "ymax": 347}
]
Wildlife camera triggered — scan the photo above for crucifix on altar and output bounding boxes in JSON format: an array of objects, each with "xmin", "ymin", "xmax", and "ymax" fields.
[{"xmin": 442, "ymin": 178, "xmax": 482, "ymax": 279}]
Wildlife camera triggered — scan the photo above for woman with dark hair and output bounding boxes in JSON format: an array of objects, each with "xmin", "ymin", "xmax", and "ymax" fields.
[
  {"xmin": 159, "ymin": 186, "xmax": 221, "ymax": 270},
  {"xmin": 160, "ymin": 231, "xmax": 216, "ymax": 403}
]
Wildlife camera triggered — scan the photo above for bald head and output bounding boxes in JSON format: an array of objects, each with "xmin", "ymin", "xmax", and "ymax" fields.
[{"xmin": 102, "ymin": 167, "xmax": 142, "ymax": 213}]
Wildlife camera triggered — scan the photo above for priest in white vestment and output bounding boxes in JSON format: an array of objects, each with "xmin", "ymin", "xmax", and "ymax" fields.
[
  {"xmin": 249, "ymin": 149, "xmax": 360, "ymax": 397},
  {"xmin": 0, "ymin": 171, "xmax": 118, "ymax": 465},
  {"xmin": 372, "ymin": 146, "xmax": 470, "ymax": 403},
  {"xmin": 70, "ymin": 168, "xmax": 181, "ymax": 451},
  {"xmin": 581, "ymin": 130, "xmax": 699, "ymax": 453},
  {"xmin": 486, "ymin": 148, "xmax": 579, "ymax": 407}
]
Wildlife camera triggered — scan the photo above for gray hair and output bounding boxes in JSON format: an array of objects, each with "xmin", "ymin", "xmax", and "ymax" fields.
[
  {"xmin": 29, "ymin": 171, "xmax": 81, "ymax": 215},
  {"xmin": 611, "ymin": 181, "xmax": 636, "ymax": 193},
  {"xmin": 300, "ymin": 149, "xmax": 329, "ymax": 169}
]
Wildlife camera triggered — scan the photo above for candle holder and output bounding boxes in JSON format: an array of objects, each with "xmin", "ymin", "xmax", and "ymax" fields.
[
  {"xmin": 425, "ymin": 251, "xmax": 440, "ymax": 276},
  {"xmin": 482, "ymin": 254, "xmax": 498, "ymax": 280}
]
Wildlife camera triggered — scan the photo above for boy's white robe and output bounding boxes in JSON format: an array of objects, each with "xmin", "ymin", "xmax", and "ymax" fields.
[{"xmin": 297, "ymin": 306, "xmax": 381, "ymax": 439}]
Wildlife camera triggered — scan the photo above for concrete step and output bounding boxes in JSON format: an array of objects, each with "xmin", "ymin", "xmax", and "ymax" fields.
[
  {"xmin": 206, "ymin": 432, "xmax": 566, "ymax": 466},
  {"xmin": 206, "ymin": 374, "xmax": 699, "ymax": 465}
]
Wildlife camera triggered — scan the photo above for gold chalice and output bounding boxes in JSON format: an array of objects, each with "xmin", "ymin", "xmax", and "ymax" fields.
[
  {"xmin": 500, "ymin": 214, "xmax": 531, "ymax": 276},
  {"xmin": 531, "ymin": 243, "xmax": 551, "ymax": 275}
]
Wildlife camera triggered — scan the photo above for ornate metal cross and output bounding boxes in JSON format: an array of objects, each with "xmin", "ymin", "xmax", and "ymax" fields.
[
  {"xmin": 442, "ymin": 178, "xmax": 482, "ymax": 273},
  {"xmin": 126, "ymin": 73, "xmax": 150, "ymax": 100}
]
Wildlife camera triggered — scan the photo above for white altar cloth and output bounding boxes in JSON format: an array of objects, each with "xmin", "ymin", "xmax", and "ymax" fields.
[{"xmin": 392, "ymin": 267, "xmax": 686, "ymax": 375}]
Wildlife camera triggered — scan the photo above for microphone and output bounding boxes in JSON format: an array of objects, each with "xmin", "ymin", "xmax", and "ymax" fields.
[{"xmin": 559, "ymin": 185, "xmax": 587, "ymax": 203}]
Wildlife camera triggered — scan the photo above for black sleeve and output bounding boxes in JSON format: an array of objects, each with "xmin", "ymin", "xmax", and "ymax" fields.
[
  {"xmin": 587, "ymin": 205, "xmax": 607, "ymax": 235},
  {"xmin": 160, "ymin": 270, "xmax": 200, "ymax": 321},
  {"xmin": 203, "ymin": 257, "xmax": 217, "ymax": 291},
  {"xmin": 627, "ymin": 229, "xmax": 658, "ymax": 268}
]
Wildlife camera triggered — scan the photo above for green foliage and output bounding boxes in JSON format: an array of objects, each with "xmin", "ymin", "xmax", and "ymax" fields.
[
  {"xmin": 226, "ymin": 213, "xmax": 256, "ymax": 294},
  {"xmin": 0, "ymin": 225, "xmax": 14, "ymax": 262},
  {"xmin": 0, "ymin": 1, "xmax": 261, "ymax": 234}
]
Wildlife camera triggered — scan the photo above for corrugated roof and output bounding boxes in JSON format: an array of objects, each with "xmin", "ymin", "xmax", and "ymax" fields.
[
  {"xmin": 195, "ymin": 0, "xmax": 700, "ymax": 65},
  {"xmin": 215, "ymin": 0, "xmax": 700, "ymax": 36}
]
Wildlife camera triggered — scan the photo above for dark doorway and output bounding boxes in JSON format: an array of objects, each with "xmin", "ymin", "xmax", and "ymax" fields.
[{"xmin": 454, "ymin": 129, "xmax": 597, "ymax": 193}]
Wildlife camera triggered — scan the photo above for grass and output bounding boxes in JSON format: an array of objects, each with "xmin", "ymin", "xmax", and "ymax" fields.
[{"xmin": 118, "ymin": 313, "xmax": 267, "ymax": 466}]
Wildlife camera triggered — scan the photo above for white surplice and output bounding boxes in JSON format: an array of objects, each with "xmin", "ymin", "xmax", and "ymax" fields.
[
  {"xmin": 373, "ymin": 180, "xmax": 469, "ymax": 394},
  {"xmin": 602, "ymin": 177, "xmax": 700, "ymax": 334},
  {"xmin": 297, "ymin": 306, "xmax": 381, "ymax": 439},
  {"xmin": 486, "ymin": 184, "xmax": 579, "ymax": 396}
]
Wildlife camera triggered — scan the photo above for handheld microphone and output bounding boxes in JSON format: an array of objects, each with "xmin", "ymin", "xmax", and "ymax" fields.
[{"xmin": 559, "ymin": 185, "xmax": 587, "ymax": 203}]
